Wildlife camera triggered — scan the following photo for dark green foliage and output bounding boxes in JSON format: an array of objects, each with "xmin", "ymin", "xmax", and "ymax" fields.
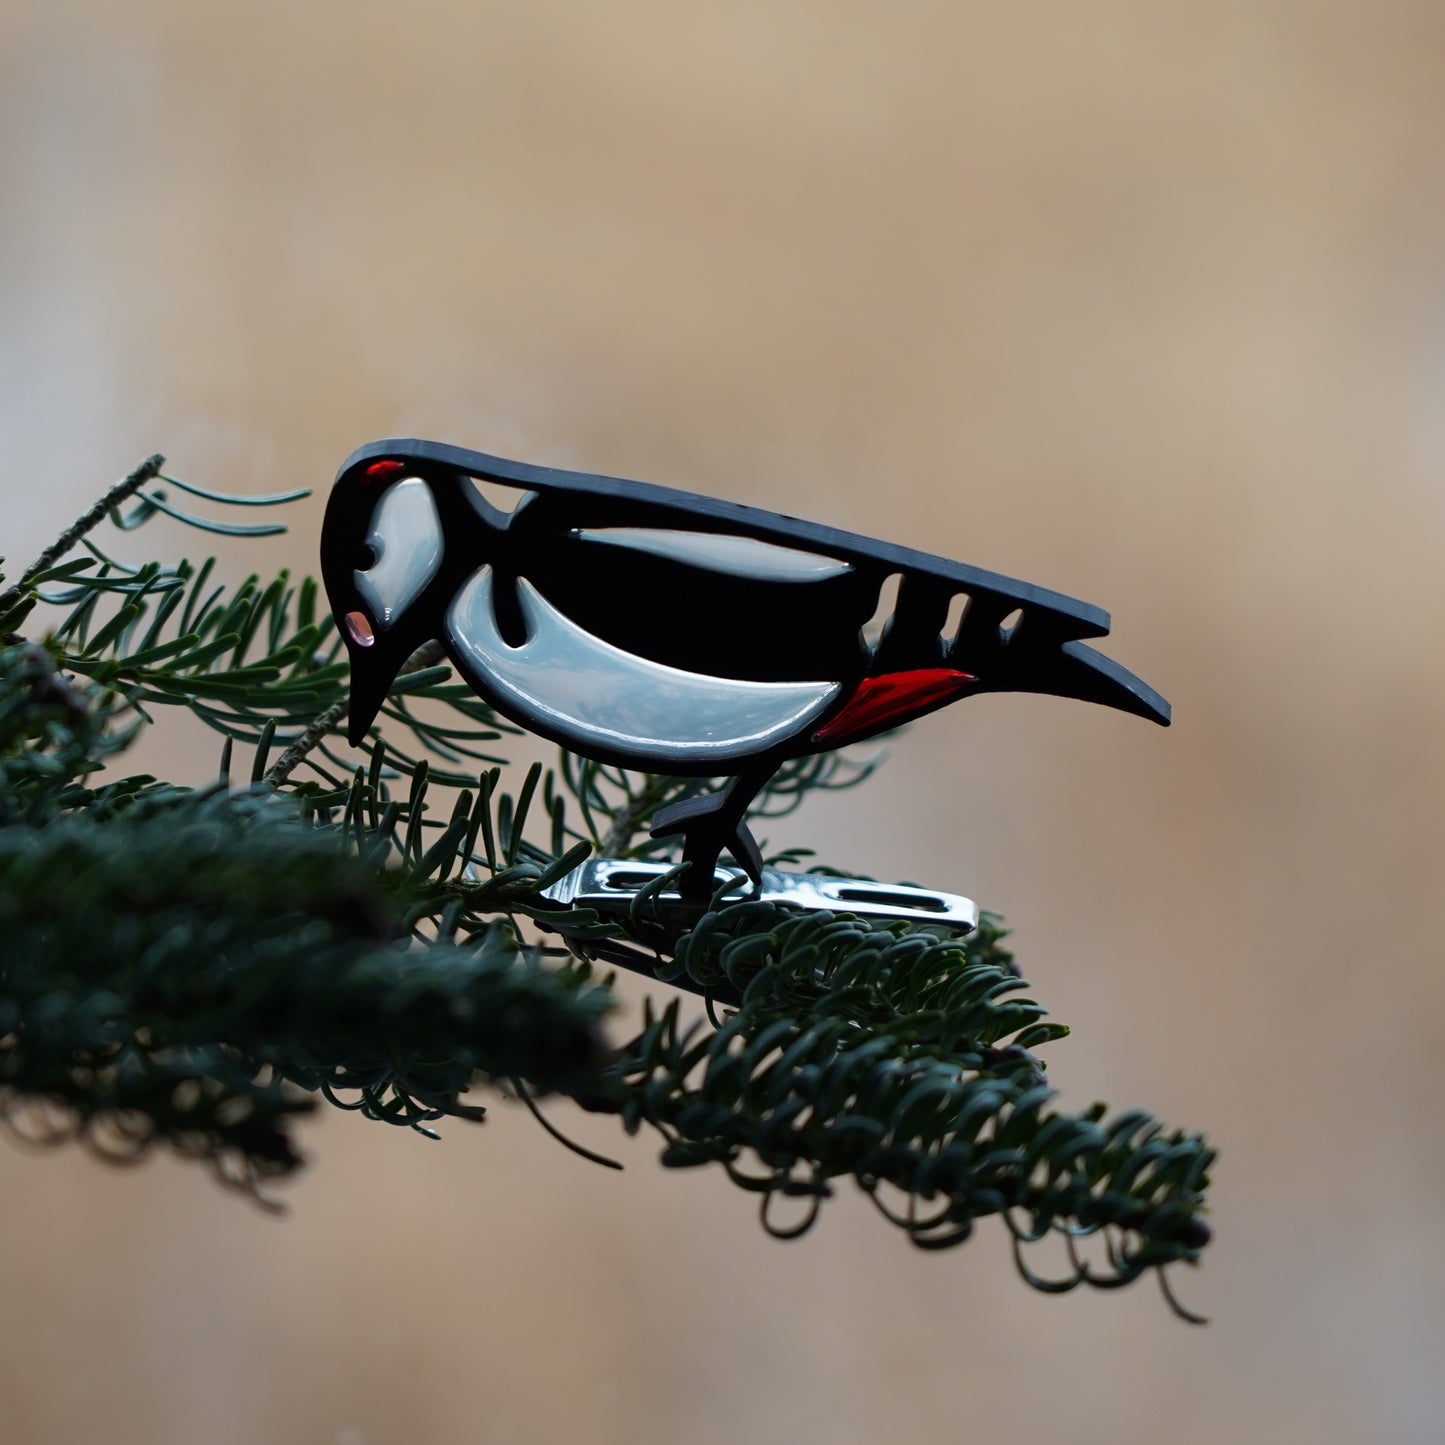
[
  {"xmin": 610, "ymin": 904, "xmax": 1210, "ymax": 1297},
  {"xmin": 0, "ymin": 459, "xmax": 1214, "ymax": 1318},
  {"xmin": 0, "ymin": 639, "xmax": 139, "ymax": 822},
  {"xmin": 0, "ymin": 642, "xmax": 612, "ymax": 1198}
]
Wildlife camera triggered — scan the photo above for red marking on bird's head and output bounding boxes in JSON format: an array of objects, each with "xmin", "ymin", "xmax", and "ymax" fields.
[
  {"xmin": 362, "ymin": 459, "xmax": 406, "ymax": 484},
  {"xmin": 812, "ymin": 667, "xmax": 974, "ymax": 746}
]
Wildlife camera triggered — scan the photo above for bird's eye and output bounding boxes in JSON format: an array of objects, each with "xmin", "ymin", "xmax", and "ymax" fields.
[
  {"xmin": 357, "ymin": 543, "xmax": 379, "ymax": 571},
  {"xmin": 353, "ymin": 478, "xmax": 444, "ymax": 629}
]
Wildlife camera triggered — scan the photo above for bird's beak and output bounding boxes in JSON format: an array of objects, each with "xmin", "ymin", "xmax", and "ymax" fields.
[
  {"xmin": 338, "ymin": 609, "xmax": 416, "ymax": 747},
  {"xmin": 346, "ymin": 654, "xmax": 393, "ymax": 746}
]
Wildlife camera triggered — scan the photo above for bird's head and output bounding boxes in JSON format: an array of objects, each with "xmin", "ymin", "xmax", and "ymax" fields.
[{"xmin": 322, "ymin": 452, "xmax": 508, "ymax": 746}]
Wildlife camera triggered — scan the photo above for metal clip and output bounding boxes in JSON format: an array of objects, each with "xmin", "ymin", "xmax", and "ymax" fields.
[{"xmin": 543, "ymin": 858, "xmax": 978, "ymax": 934}]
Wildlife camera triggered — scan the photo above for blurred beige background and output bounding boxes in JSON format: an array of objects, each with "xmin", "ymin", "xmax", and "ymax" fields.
[{"xmin": 3, "ymin": 3, "xmax": 1443, "ymax": 1442}]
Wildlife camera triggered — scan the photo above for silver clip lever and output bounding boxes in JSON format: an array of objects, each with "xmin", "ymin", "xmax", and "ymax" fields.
[{"xmin": 544, "ymin": 858, "xmax": 978, "ymax": 934}]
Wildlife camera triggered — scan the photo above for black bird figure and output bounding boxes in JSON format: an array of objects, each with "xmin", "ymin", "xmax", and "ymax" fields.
[{"xmin": 321, "ymin": 439, "xmax": 1169, "ymax": 901}]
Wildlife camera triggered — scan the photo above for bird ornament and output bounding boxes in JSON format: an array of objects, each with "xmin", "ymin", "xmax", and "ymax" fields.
[{"xmin": 321, "ymin": 439, "xmax": 1168, "ymax": 926}]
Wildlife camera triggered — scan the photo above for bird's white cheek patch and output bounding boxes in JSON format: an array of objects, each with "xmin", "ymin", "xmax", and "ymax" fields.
[{"xmin": 354, "ymin": 478, "xmax": 444, "ymax": 628}]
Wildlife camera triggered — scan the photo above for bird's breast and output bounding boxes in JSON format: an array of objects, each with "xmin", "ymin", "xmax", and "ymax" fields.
[{"xmin": 444, "ymin": 567, "xmax": 841, "ymax": 766}]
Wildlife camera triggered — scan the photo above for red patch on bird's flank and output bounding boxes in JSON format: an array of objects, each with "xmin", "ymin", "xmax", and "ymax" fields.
[
  {"xmin": 362, "ymin": 459, "xmax": 406, "ymax": 483},
  {"xmin": 812, "ymin": 668, "xmax": 974, "ymax": 745}
]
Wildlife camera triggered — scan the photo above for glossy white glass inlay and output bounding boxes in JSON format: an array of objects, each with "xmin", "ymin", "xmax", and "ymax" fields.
[
  {"xmin": 445, "ymin": 567, "xmax": 840, "ymax": 763},
  {"xmin": 575, "ymin": 528, "xmax": 851, "ymax": 582},
  {"xmin": 354, "ymin": 477, "xmax": 444, "ymax": 628}
]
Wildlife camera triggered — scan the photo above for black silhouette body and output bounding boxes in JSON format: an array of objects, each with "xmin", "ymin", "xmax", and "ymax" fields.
[{"xmin": 322, "ymin": 439, "xmax": 1169, "ymax": 900}]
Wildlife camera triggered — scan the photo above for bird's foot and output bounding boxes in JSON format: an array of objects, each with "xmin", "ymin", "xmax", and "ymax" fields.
[{"xmin": 650, "ymin": 793, "xmax": 764, "ymax": 905}]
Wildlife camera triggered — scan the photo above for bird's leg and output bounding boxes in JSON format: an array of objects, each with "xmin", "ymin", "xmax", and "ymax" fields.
[{"xmin": 649, "ymin": 769, "xmax": 771, "ymax": 904}]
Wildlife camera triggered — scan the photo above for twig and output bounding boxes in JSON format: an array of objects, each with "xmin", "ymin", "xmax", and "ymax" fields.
[
  {"xmin": 263, "ymin": 639, "xmax": 447, "ymax": 789},
  {"xmin": 0, "ymin": 453, "xmax": 164, "ymax": 616},
  {"xmin": 600, "ymin": 778, "xmax": 677, "ymax": 856},
  {"xmin": 263, "ymin": 697, "xmax": 349, "ymax": 788}
]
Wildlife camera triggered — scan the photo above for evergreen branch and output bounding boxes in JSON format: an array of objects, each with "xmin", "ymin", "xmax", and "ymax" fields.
[
  {"xmin": 261, "ymin": 641, "xmax": 488, "ymax": 791},
  {"xmin": 0, "ymin": 453, "xmax": 164, "ymax": 618},
  {"xmin": 308, "ymin": 734, "xmax": 1212, "ymax": 1313},
  {"xmin": 597, "ymin": 901, "xmax": 1212, "ymax": 1310},
  {"xmin": 600, "ymin": 774, "xmax": 689, "ymax": 855},
  {"xmin": 0, "ymin": 457, "xmax": 1216, "ymax": 1318},
  {"xmin": 0, "ymin": 786, "xmax": 616, "ymax": 1198},
  {"xmin": 263, "ymin": 697, "xmax": 350, "ymax": 788},
  {"xmin": 36, "ymin": 543, "xmax": 506, "ymax": 776}
]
